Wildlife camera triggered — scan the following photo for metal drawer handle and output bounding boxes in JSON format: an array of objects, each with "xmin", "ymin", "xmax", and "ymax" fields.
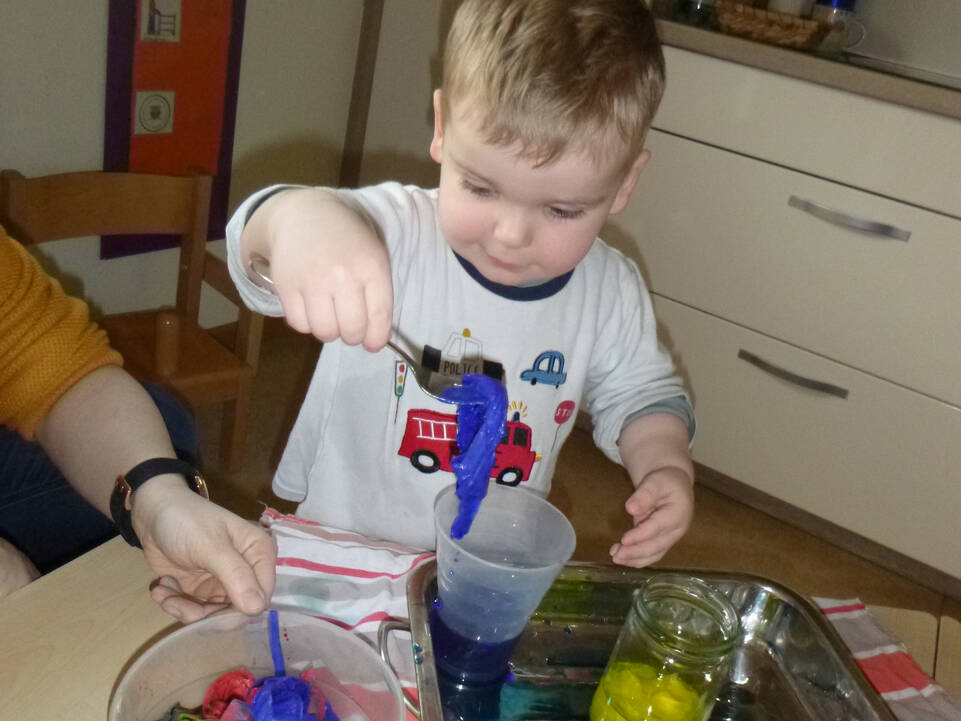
[
  {"xmin": 738, "ymin": 349, "xmax": 849, "ymax": 399},
  {"xmin": 788, "ymin": 195, "xmax": 911, "ymax": 242}
]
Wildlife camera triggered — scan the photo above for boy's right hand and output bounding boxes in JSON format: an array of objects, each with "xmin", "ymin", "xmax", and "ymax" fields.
[{"xmin": 242, "ymin": 188, "xmax": 393, "ymax": 351}]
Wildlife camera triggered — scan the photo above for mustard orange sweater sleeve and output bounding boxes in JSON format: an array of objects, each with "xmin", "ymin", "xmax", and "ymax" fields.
[{"xmin": 0, "ymin": 226, "xmax": 122, "ymax": 440}]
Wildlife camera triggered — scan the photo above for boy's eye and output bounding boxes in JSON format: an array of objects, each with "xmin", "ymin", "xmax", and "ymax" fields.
[
  {"xmin": 548, "ymin": 206, "xmax": 585, "ymax": 220},
  {"xmin": 461, "ymin": 178, "xmax": 493, "ymax": 198}
]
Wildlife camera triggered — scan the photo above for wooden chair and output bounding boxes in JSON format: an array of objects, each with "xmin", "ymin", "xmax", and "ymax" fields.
[{"xmin": 0, "ymin": 169, "xmax": 263, "ymax": 472}]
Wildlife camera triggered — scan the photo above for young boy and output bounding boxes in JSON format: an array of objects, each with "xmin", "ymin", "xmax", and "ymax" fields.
[{"xmin": 227, "ymin": 0, "xmax": 695, "ymax": 567}]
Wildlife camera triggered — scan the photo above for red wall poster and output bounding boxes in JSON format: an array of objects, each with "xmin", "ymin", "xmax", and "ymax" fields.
[{"xmin": 103, "ymin": 0, "xmax": 246, "ymax": 258}]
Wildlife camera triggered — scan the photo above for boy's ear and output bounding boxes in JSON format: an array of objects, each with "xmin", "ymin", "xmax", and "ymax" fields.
[
  {"xmin": 429, "ymin": 89, "xmax": 444, "ymax": 164},
  {"xmin": 609, "ymin": 149, "xmax": 651, "ymax": 215}
]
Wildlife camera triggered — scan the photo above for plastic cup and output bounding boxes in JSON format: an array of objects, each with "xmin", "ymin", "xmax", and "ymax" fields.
[
  {"xmin": 108, "ymin": 610, "xmax": 405, "ymax": 721},
  {"xmin": 431, "ymin": 484, "xmax": 576, "ymax": 685}
]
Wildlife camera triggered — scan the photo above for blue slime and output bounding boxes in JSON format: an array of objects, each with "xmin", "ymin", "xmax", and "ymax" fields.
[
  {"xmin": 249, "ymin": 610, "xmax": 337, "ymax": 721},
  {"xmin": 439, "ymin": 374, "xmax": 508, "ymax": 539}
]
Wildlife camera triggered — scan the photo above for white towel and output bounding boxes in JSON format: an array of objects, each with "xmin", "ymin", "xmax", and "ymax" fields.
[
  {"xmin": 816, "ymin": 598, "xmax": 961, "ymax": 721},
  {"xmin": 261, "ymin": 507, "xmax": 433, "ymax": 707}
]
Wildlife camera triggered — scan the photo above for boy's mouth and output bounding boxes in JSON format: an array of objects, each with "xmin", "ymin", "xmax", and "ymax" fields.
[{"xmin": 487, "ymin": 254, "xmax": 519, "ymax": 272}]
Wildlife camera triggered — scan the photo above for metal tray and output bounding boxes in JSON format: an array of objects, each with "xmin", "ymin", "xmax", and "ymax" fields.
[{"xmin": 404, "ymin": 560, "xmax": 896, "ymax": 721}]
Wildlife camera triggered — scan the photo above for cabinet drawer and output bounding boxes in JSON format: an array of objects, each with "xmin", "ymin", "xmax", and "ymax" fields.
[
  {"xmin": 614, "ymin": 130, "xmax": 961, "ymax": 406},
  {"xmin": 655, "ymin": 47, "xmax": 961, "ymax": 218},
  {"xmin": 653, "ymin": 295, "xmax": 961, "ymax": 578}
]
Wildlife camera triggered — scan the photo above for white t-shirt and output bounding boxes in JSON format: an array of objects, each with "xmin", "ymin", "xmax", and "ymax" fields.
[{"xmin": 226, "ymin": 182, "xmax": 690, "ymax": 549}]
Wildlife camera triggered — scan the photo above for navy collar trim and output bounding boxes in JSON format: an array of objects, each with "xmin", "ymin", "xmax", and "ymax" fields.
[{"xmin": 453, "ymin": 252, "xmax": 573, "ymax": 301}]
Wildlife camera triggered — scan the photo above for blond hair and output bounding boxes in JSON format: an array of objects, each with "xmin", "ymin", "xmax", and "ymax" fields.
[{"xmin": 442, "ymin": 0, "xmax": 665, "ymax": 168}]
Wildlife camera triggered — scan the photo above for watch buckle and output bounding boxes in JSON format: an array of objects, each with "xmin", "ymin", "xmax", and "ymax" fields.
[{"xmin": 115, "ymin": 476, "xmax": 134, "ymax": 511}]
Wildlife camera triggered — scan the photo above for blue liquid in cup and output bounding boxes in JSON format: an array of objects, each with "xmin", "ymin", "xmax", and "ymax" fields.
[{"xmin": 429, "ymin": 601, "xmax": 520, "ymax": 685}]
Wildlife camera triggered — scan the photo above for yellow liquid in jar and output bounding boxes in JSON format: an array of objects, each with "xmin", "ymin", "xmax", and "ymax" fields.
[{"xmin": 590, "ymin": 662, "xmax": 702, "ymax": 721}]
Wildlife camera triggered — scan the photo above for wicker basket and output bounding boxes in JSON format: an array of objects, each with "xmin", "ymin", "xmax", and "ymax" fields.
[{"xmin": 716, "ymin": 1, "xmax": 829, "ymax": 50}]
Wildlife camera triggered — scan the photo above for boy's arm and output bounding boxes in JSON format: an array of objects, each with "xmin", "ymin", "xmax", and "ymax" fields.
[
  {"xmin": 610, "ymin": 412, "xmax": 694, "ymax": 568},
  {"xmin": 239, "ymin": 187, "xmax": 393, "ymax": 351}
]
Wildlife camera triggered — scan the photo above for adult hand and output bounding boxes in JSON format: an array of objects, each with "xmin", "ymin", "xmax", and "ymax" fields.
[
  {"xmin": 610, "ymin": 465, "xmax": 694, "ymax": 568},
  {"xmin": 132, "ymin": 479, "xmax": 277, "ymax": 623}
]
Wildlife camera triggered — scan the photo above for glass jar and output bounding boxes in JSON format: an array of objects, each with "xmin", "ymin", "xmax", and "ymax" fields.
[
  {"xmin": 673, "ymin": 0, "xmax": 718, "ymax": 30},
  {"xmin": 590, "ymin": 574, "xmax": 742, "ymax": 721},
  {"xmin": 812, "ymin": 0, "xmax": 866, "ymax": 57},
  {"xmin": 766, "ymin": 0, "xmax": 815, "ymax": 16}
]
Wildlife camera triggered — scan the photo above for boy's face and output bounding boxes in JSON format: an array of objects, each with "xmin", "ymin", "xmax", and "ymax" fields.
[{"xmin": 430, "ymin": 91, "xmax": 649, "ymax": 286}]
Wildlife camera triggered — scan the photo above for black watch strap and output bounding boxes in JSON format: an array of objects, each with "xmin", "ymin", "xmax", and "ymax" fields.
[{"xmin": 110, "ymin": 458, "xmax": 209, "ymax": 549}]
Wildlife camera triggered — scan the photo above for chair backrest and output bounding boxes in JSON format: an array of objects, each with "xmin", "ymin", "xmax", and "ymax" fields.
[{"xmin": 0, "ymin": 169, "xmax": 212, "ymax": 323}]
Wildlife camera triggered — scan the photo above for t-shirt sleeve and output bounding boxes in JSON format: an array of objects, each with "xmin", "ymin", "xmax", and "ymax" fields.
[
  {"xmin": 583, "ymin": 250, "xmax": 693, "ymax": 465},
  {"xmin": 225, "ymin": 183, "xmax": 305, "ymax": 318},
  {"xmin": 0, "ymin": 228, "xmax": 122, "ymax": 439}
]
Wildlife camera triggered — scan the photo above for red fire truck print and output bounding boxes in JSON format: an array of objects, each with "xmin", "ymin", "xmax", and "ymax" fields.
[{"xmin": 397, "ymin": 409, "xmax": 540, "ymax": 486}]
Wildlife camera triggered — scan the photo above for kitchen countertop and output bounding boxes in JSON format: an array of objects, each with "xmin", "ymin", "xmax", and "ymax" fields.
[{"xmin": 655, "ymin": 18, "xmax": 961, "ymax": 121}]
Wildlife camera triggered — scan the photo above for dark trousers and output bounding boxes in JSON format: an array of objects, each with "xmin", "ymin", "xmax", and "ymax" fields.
[{"xmin": 0, "ymin": 384, "xmax": 196, "ymax": 573}]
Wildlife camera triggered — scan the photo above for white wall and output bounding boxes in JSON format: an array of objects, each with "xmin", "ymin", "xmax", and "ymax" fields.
[
  {"xmin": 0, "ymin": 1, "xmax": 362, "ymax": 325},
  {"xmin": 359, "ymin": 0, "xmax": 455, "ymax": 188},
  {"xmin": 854, "ymin": 0, "xmax": 961, "ymax": 79}
]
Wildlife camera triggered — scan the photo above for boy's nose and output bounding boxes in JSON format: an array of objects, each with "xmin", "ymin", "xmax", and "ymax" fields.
[{"xmin": 493, "ymin": 208, "xmax": 531, "ymax": 248}]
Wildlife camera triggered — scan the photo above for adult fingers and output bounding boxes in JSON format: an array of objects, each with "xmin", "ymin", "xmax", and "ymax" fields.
[
  {"xmin": 150, "ymin": 576, "xmax": 229, "ymax": 624},
  {"xmin": 236, "ymin": 527, "xmax": 278, "ymax": 610},
  {"xmin": 195, "ymin": 539, "xmax": 271, "ymax": 616}
]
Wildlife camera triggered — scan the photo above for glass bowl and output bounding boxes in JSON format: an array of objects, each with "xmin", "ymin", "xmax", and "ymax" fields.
[{"xmin": 108, "ymin": 609, "xmax": 405, "ymax": 721}]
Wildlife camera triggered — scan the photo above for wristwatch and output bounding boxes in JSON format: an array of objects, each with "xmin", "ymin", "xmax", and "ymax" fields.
[{"xmin": 110, "ymin": 458, "xmax": 209, "ymax": 549}]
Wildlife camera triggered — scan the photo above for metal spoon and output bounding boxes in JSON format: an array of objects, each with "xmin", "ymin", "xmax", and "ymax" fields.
[{"xmin": 247, "ymin": 252, "xmax": 462, "ymax": 401}]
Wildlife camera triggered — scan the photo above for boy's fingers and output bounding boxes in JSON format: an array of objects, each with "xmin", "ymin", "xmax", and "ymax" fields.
[
  {"xmin": 279, "ymin": 291, "xmax": 312, "ymax": 335},
  {"xmin": 614, "ymin": 516, "xmax": 688, "ymax": 567},
  {"xmin": 625, "ymin": 495, "xmax": 656, "ymax": 522},
  {"xmin": 331, "ymin": 287, "xmax": 369, "ymax": 346},
  {"xmin": 363, "ymin": 280, "xmax": 393, "ymax": 352},
  {"xmin": 610, "ymin": 539, "xmax": 670, "ymax": 568},
  {"xmin": 615, "ymin": 524, "xmax": 684, "ymax": 564},
  {"xmin": 625, "ymin": 482, "xmax": 663, "ymax": 518},
  {"xmin": 620, "ymin": 514, "xmax": 669, "ymax": 547},
  {"xmin": 301, "ymin": 293, "xmax": 340, "ymax": 342}
]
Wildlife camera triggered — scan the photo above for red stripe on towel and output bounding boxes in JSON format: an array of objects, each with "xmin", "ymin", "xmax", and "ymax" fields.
[
  {"xmin": 262, "ymin": 507, "xmax": 316, "ymax": 525},
  {"xmin": 856, "ymin": 651, "xmax": 933, "ymax": 695},
  {"xmin": 277, "ymin": 555, "xmax": 433, "ymax": 579},
  {"xmin": 821, "ymin": 601, "xmax": 867, "ymax": 615},
  {"xmin": 316, "ymin": 610, "xmax": 399, "ymax": 631}
]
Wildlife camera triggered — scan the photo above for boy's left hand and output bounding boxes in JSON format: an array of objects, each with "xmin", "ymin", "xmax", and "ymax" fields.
[{"xmin": 610, "ymin": 466, "xmax": 693, "ymax": 567}]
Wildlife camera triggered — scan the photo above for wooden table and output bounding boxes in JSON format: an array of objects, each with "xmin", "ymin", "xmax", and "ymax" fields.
[
  {"xmin": 5, "ymin": 536, "xmax": 959, "ymax": 718},
  {"xmin": 0, "ymin": 537, "xmax": 178, "ymax": 720}
]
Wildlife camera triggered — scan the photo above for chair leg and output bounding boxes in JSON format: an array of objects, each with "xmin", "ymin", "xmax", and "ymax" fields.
[{"xmin": 221, "ymin": 381, "xmax": 252, "ymax": 473}]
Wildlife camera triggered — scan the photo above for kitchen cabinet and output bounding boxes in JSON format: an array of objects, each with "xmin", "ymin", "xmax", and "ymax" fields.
[{"xmin": 613, "ymin": 47, "xmax": 961, "ymax": 582}]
